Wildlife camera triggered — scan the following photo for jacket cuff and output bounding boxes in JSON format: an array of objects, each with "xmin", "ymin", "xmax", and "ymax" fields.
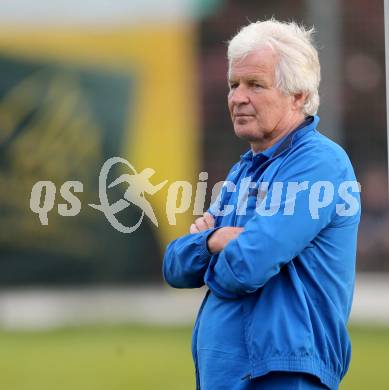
[{"xmin": 197, "ymin": 227, "xmax": 221, "ymax": 257}]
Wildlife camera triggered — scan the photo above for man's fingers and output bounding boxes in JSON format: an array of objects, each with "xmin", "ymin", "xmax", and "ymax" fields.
[
  {"xmin": 190, "ymin": 224, "xmax": 200, "ymax": 234},
  {"xmin": 195, "ymin": 217, "xmax": 209, "ymax": 232},
  {"xmin": 229, "ymin": 227, "xmax": 244, "ymax": 239},
  {"xmin": 203, "ymin": 212, "xmax": 215, "ymax": 228},
  {"xmin": 207, "ymin": 226, "xmax": 244, "ymax": 253},
  {"xmin": 190, "ymin": 213, "xmax": 216, "ymax": 234}
]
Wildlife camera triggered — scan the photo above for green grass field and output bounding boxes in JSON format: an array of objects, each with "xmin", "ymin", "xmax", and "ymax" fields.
[{"xmin": 0, "ymin": 325, "xmax": 387, "ymax": 389}]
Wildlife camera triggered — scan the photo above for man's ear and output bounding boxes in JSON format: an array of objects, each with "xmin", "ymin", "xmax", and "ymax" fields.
[{"xmin": 292, "ymin": 92, "xmax": 307, "ymax": 111}]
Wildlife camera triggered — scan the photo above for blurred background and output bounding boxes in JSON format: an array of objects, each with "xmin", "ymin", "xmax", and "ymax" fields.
[{"xmin": 0, "ymin": 0, "xmax": 388, "ymax": 389}]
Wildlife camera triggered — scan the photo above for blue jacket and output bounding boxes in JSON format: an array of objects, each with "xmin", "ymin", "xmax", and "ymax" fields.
[{"xmin": 163, "ymin": 116, "xmax": 360, "ymax": 390}]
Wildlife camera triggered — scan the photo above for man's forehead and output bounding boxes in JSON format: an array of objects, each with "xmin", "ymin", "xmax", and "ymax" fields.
[
  {"xmin": 229, "ymin": 68, "xmax": 269, "ymax": 80},
  {"xmin": 229, "ymin": 49, "xmax": 276, "ymax": 79}
]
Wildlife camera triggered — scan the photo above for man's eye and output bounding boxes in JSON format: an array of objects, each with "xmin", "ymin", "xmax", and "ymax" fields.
[{"xmin": 229, "ymin": 83, "xmax": 238, "ymax": 89}]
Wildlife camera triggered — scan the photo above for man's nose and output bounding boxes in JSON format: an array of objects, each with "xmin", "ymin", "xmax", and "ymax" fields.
[{"xmin": 229, "ymin": 85, "xmax": 250, "ymax": 105}]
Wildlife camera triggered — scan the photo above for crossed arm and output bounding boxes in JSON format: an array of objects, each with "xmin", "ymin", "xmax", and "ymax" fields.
[
  {"xmin": 163, "ymin": 148, "xmax": 350, "ymax": 299},
  {"xmin": 190, "ymin": 212, "xmax": 243, "ymax": 253},
  {"xmin": 162, "ymin": 212, "xmax": 243, "ymax": 289}
]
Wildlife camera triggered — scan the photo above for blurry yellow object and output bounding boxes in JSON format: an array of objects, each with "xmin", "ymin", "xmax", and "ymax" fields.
[{"xmin": 0, "ymin": 25, "xmax": 200, "ymax": 251}]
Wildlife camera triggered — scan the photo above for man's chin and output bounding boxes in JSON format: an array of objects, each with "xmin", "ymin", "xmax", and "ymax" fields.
[{"xmin": 233, "ymin": 127, "xmax": 260, "ymax": 143}]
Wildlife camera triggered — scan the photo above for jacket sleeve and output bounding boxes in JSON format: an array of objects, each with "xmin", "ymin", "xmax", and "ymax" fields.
[
  {"xmin": 204, "ymin": 145, "xmax": 359, "ymax": 299},
  {"xmin": 163, "ymin": 161, "xmax": 243, "ymax": 289},
  {"xmin": 163, "ymin": 228, "xmax": 218, "ymax": 288}
]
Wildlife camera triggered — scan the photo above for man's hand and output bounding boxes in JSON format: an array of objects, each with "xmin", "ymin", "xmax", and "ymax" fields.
[
  {"xmin": 190, "ymin": 212, "xmax": 215, "ymax": 234},
  {"xmin": 207, "ymin": 227, "xmax": 244, "ymax": 254}
]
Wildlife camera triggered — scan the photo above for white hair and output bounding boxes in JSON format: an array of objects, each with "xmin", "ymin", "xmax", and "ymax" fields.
[{"xmin": 228, "ymin": 19, "xmax": 321, "ymax": 116}]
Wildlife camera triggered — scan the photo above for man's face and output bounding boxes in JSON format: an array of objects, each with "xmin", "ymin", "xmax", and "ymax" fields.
[{"xmin": 228, "ymin": 47, "xmax": 298, "ymax": 150}]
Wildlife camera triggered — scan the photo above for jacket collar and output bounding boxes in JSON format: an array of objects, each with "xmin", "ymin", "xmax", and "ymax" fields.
[
  {"xmin": 240, "ymin": 115, "xmax": 319, "ymax": 162},
  {"xmin": 271, "ymin": 115, "xmax": 319, "ymax": 158}
]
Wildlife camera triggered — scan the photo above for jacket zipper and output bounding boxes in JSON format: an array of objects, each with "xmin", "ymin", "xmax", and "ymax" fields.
[
  {"xmin": 192, "ymin": 289, "xmax": 210, "ymax": 390},
  {"xmin": 241, "ymin": 374, "xmax": 252, "ymax": 381}
]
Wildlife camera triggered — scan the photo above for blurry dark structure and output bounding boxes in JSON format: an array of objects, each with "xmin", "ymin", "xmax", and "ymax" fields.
[{"xmin": 0, "ymin": 56, "xmax": 161, "ymax": 286}]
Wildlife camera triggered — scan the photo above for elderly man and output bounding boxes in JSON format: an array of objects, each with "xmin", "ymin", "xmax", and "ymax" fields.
[{"xmin": 163, "ymin": 19, "xmax": 360, "ymax": 390}]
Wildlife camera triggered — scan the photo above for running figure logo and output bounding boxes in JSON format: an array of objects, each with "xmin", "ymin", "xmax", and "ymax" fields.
[{"xmin": 89, "ymin": 157, "xmax": 167, "ymax": 233}]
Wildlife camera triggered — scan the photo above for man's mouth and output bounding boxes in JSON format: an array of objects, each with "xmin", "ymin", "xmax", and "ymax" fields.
[
  {"xmin": 234, "ymin": 113, "xmax": 254, "ymax": 117},
  {"xmin": 234, "ymin": 115, "xmax": 254, "ymax": 125}
]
